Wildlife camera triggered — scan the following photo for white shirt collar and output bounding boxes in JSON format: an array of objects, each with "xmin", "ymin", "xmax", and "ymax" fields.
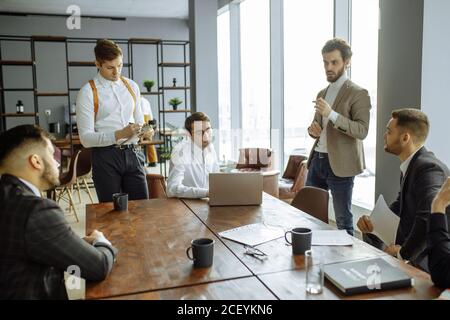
[
  {"xmin": 96, "ymin": 72, "xmax": 120, "ymax": 87},
  {"xmin": 18, "ymin": 178, "xmax": 41, "ymax": 197},
  {"xmin": 329, "ymin": 72, "xmax": 348, "ymax": 89},
  {"xmin": 400, "ymin": 147, "xmax": 422, "ymax": 176}
]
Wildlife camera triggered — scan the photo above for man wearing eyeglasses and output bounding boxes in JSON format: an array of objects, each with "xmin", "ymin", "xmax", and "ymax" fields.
[{"xmin": 166, "ymin": 112, "xmax": 220, "ymax": 198}]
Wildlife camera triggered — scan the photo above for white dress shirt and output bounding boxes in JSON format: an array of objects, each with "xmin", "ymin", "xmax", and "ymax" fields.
[
  {"xmin": 76, "ymin": 73, "xmax": 144, "ymax": 148},
  {"xmin": 315, "ymin": 73, "xmax": 348, "ymax": 153},
  {"xmin": 166, "ymin": 136, "xmax": 220, "ymax": 199},
  {"xmin": 400, "ymin": 147, "xmax": 422, "ymax": 178},
  {"xmin": 140, "ymin": 96, "xmax": 154, "ymax": 119}
]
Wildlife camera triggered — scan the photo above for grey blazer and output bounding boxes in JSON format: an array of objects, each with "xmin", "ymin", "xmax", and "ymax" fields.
[
  {"xmin": 0, "ymin": 174, "xmax": 118, "ymax": 300},
  {"xmin": 307, "ymin": 79, "xmax": 371, "ymax": 177}
]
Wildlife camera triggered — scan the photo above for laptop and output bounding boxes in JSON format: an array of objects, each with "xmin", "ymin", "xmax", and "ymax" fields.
[{"xmin": 208, "ymin": 172, "xmax": 263, "ymax": 206}]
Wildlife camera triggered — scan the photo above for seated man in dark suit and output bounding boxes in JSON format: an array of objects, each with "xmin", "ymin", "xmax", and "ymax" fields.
[
  {"xmin": 0, "ymin": 125, "xmax": 118, "ymax": 299},
  {"xmin": 357, "ymin": 108, "xmax": 449, "ymax": 271},
  {"xmin": 428, "ymin": 177, "xmax": 450, "ymax": 287}
]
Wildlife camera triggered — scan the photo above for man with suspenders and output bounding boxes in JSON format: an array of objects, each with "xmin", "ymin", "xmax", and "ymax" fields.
[{"xmin": 76, "ymin": 39, "xmax": 152, "ymax": 202}]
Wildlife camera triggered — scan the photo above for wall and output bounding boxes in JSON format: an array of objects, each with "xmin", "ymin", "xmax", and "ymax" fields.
[
  {"xmin": 376, "ymin": 0, "xmax": 424, "ymax": 204},
  {"xmin": 189, "ymin": 0, "xmax": 219, "ymax": 149},
  {"xmin": 0, "ymin": 14, "xmax": 189, "ymax": 135},
  {"xmin": 421, "ymin": 0, "xmax": 450, "ymax": 166}
]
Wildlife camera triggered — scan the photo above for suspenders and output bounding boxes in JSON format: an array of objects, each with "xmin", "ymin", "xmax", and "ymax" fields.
[{"xmin": 88, "ymin": 76, "xmax": 136, "ymax": 121}]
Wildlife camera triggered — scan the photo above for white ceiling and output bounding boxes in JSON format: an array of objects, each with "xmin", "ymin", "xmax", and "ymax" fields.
[{"xmin": 0, "ymin": 0, "xmax": 189, "ymax": 19}]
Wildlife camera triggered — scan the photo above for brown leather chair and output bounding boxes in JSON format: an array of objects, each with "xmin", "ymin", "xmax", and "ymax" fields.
[
  {"xmin": 279, "ymin": 155, "xmax": 308, "ymax": 201},
  {"xmin": 290, "ymin": 186, "xmax": 329, "ymax": 224},
  {"xmin": 146, "ymin": 173, "xmax": 167, "ymax": 199}
]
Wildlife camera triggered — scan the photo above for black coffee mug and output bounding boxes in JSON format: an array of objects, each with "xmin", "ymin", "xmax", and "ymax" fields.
[
  {"xmin": 285, "ymin": 227, "xmax": 312, "ymax": 255},
  {"xmin": 112, "ymin": 193, "xmax": 128, "ymax": 211},
  {"xmin": 186, "ymin": 238, "xmax": 215, "ymax": 268}
]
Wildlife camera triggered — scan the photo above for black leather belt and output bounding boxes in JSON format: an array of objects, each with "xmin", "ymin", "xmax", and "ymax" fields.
[
  {"xmin": 315, "ymin": 151, "xmax": 328, "ymax": 158},
  {"xmin": 114, "ymin": 144, "xmax": 140, "ymax": 150}
]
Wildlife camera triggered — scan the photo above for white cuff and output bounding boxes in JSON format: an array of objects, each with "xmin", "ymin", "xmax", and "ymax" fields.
[
  {"xmin": 329, "ymin": 110, "xmax": 339, "ymax": 123},
  {"xmin": 93, "ymin": 231, "xmax": 112, "ymax": 246}
]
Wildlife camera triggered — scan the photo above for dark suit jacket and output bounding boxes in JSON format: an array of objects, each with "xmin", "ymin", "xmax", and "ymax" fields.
[
  {"xmin": 390, "ymin": 147, "xmax": 450, "ymax": 269},
  {"xmin": 428, "ymin": 214, "xmax": 450, "ymax": 288},
  {"xmin": 0, "ymin": 174, "xmax": 118, "ymax": 299}
]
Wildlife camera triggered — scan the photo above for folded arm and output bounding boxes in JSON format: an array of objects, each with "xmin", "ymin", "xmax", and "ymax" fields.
[{"xmin": 25, "ymin": 201, "xmax": 117, "ymax": 282}]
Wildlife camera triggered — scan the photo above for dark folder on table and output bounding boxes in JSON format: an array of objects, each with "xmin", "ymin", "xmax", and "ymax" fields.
[{"xmin": 324, "ymin": 258, "xmax": 413, "ymax": 295}]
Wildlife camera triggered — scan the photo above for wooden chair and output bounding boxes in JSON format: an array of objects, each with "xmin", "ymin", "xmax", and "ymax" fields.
[
  {"xmin": 56, "ymin": 149, "xmax": 81, "ymax": 222},
  {"xmin": 290, "ymin": 186, "xmax": 329, "ymax": 224},
  {"xmin": 74, "ymin": 148, "xmax": 94, "ymax": 204},
  {"xmin": 146, "ymin": 173, "xmax": 167, "ymax": 199}
]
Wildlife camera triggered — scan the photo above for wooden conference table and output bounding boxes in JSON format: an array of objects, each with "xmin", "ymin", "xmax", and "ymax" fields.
[{"xmin": 85, "ymin": 193, "xmax": 442, "ymax": 300}]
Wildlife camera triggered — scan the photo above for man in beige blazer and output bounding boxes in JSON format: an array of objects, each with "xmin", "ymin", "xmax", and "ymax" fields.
[{"xmin": 306, "ymin": 38, "xmax": 371, "ymax": 235}]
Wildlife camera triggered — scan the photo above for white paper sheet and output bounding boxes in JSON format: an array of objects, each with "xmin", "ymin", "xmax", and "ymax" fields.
[
  {"xmin": 369, "ymin": 195, "xmax": 400, "ymax": 246},
  {"xmin": 218, "ymin": 223, "xmax": 285, "ymax": 247},
  {"xmin": 312, "ymin": 230, "xmax": 353, "ymax": 246}
]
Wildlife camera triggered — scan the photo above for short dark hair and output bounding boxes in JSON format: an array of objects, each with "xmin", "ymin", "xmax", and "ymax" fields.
[
  {"xmin": 0, "ymin": 125, "xmax": 52, "ymax": 167},
  {"xmin": 94, "ymin": 39, "xmax": 123, "ymax": 64},
  {"xmin": 322, "ymin": 38, "xmax": 353, "ymax": 62},
  {"xmin": 184, "ymin": 112, "xmax": 211, "ymax": 132},
  {"xmin": 392, "ymin": 108, "xmax": 430, "ymax": 144}
]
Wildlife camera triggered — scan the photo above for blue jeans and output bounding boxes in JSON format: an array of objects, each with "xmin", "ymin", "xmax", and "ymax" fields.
[{"xmin": 306, "ymin": 151, "xmax": 355, "ymax": 235}]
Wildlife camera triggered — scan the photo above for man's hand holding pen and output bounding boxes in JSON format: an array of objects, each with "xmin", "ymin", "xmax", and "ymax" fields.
[
  {"xmin": 313, "ymin": 97, "xmax": 332, "ymax": 117},
  {"xmin": 114, "ymin": 123, "xmax": 141, "ymax": 142}
]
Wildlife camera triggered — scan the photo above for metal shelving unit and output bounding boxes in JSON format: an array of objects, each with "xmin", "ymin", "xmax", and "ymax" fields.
[
  {"xmin": 157, "ymin": 39, "xmax": 191, "ymax": 177},
  {"xmin": 1, "ymin": 35, "xmax": 190, "ymax": 178}
]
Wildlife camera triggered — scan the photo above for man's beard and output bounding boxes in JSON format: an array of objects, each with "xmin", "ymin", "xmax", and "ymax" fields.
[
  {"xmin": 42, "ymin": 157, "xmax": 60, "ymax": 189},
  {"xmin": 384, "ymin": 140, "xmax": 401, "ymax": 156},
  {"xmin": 327, "ymin": 66, "xmax": 346, "ymax": 83}
]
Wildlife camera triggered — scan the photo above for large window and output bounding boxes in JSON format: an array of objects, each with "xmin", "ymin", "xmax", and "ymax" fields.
[
  {"xmin": 351, "ymin": 0, "xmax": 379, "ymax": 208},
  {"xmin": 283, "ymin": 0, "xmax": 334, "ymax": 163},
  {"xmin": 217, "ymin": 9, "xmax": 231, "ymax": 163},
  {"xmin": 240, "ymin": 0, "xmax": 271, "ymax": 149}
]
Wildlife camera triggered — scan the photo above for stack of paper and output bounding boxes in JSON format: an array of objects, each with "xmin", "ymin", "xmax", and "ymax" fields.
[
  {"xmin": 370, "ymin": 195, "xmax": 400, "ymax": 245},
  {"xmin": 312, "ymin": 230, "xmax": 353, "ymax": 246},
  {"xmin": 218, "ymin": 223, "xmax": 285, "ymax": 247}
]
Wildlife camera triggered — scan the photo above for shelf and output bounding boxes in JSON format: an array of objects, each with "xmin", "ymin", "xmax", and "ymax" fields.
[
  {"xmin": 159, "ymin": 86, "xmax": 190, "ymax": 90},
  {"xmin": 67, "ymin": 61, "xmax": 95, "ymax": 67},
  {"xmin": 67, "ymin": 61, "xmax": 131, "ymax": 67},
  {"xmin": 160, "ymin": 109, "xmax": 191, "ymax": 113},
  {"xmin": 139, "ymin": 139, "xmax": 164, "ymax": 146},
  {"xmin": 31, "ymin": 35, "xmax": 67, "ymax": 42},
  {"xmin": 0, "ymin": 113, "xmax": 37, "ymax": 117},
  {"xmin": 129, "ymin": 38, "xmax": 161, "ymax": 44},
  {"xmin": 0, "ymin": 60, "xmax": 33, "ymax": 66},
  {"xmin": 141, "ymin": 92, "xmax": 161, "ymax": 95},
  {"xmin": 36, "ymin": 92, "xmax": 69, "ymax": 97},
  {"xmin": 158, "ymin": 62, "xmax": 190, "ymax": 67},
  {"xmin": 0, "ymin": 88, "xmax": 35, "ymax": 91}
]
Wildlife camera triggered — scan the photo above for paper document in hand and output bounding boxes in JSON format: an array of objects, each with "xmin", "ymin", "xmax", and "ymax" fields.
[
  {"xmin": 369, "ymin": 195, "xmax": 400, "ymax": 246},
  {"xmin": 218, "ymin": 223, "xmax": 285, "ymax": 247},
  {"xmin": 312, "ymin": 230, "xmax": 353, "ymax": 246}
]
